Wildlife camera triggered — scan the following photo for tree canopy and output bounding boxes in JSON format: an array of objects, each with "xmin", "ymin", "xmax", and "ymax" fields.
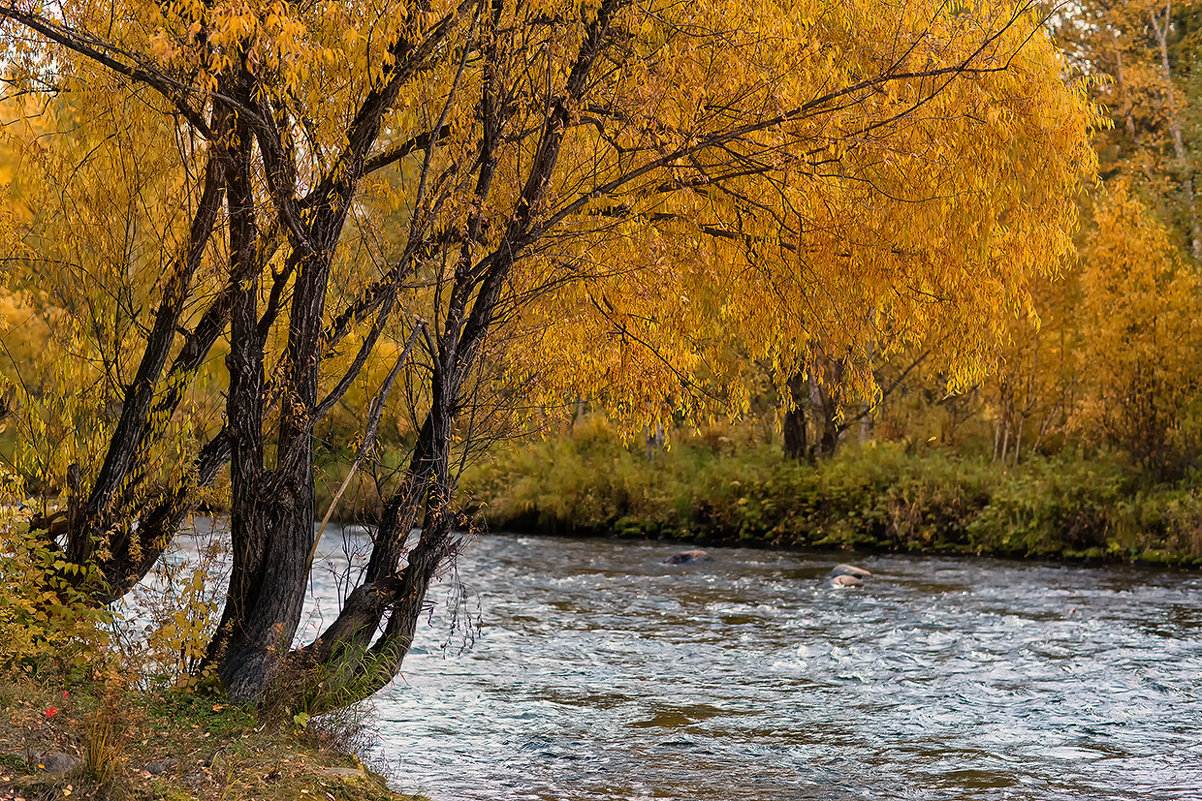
[{"xmin": 0, "ymin": 0, "xmax": 1098, "ymax": 704}]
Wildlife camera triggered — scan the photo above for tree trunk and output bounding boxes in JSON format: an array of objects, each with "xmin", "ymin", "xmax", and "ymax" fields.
[
  {"xmin": 859, "ymin": 403, "xmax": 874, "ymax": 444},
  {"xmin": 645, "ymin": 423, "xmax": 666, "ymax": 460},
  {"xmin": 782, "ymin": 370, "xmax": 808, "ymax": 460},
  {"xmin": 810, "ymin": 373, "xmax": 841, "ymax": 458}
]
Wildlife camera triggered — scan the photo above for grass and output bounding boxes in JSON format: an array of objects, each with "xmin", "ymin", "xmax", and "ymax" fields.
[
  {"xmin": 0, "ymin": 673, "xmax": 427, "ymax": 801},
  {"xmin": 456, "ymin": 418, "xmax": 1202, "ymax": 565}
]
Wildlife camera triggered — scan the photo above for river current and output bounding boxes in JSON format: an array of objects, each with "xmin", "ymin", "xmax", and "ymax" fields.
[{"xmin": 200, "ymin": 524, "xmax": 1202, "ymax": 800}]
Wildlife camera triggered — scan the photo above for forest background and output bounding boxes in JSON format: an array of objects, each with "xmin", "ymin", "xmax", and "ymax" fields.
[
  {"xmin": 452, "ymin": 0, "xmax": 1202, "ymax": 567},
  {"xmin": 4, "ymin": 7, "xmax": 1202, "ymax": 798},
  {"xmin": 0, "ymin": 2, "xmax": 1199, "ymax": 796},
  {"xmin": 2, "ymin": 2, "xmax": 1202, "ymax": 584}
]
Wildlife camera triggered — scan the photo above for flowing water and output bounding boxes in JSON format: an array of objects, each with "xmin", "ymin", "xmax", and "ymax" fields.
[{"xmin": 198, "ymin": 524, "xmax": 1202, "ymax": 800}]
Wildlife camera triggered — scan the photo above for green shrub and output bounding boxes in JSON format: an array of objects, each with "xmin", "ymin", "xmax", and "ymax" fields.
[
  {"xmin": 0, "ymin": 516, "xmax": 111, "ymax": 676},
  {"xmin": 459, "ymin": 420, "xmax": 1202, "ymax": 564}
]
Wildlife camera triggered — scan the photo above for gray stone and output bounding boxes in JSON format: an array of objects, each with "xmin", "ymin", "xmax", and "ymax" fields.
[
  {"xmin": 36, "ymin": 751, "xmax": 80, "ymax": 775},
  {"xmin": 665, "ymin": 549, "xmax": 713, "ymax": 565},
  {"xmin": 829, "ymin": 563, "xmax": 871, "ymax": 579},
  {"xmin": 144, "ymin": 758, "xmax": 177, "ymax": 775}
]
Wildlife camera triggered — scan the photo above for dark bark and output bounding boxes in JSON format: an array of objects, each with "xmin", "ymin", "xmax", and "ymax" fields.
[
  {"xmin": 67, "ymin": 152, "xmax": 225, "ymax": 582},
  {"xmin": 206, "ymin": 6, "xmax": 478, "ymax": 699},
  {"xmin": 277, "ymin": 0, "xmax": 627, "ymax": 709},
  {"xmin": 0, "ymin": 0, "xmax": 1051, "ymax": 712},
  {"xmin": 782, "ymin": 370, "xmax": 808, "ymax": 460},
  {"xmin": 809, "ymin": 372, "xmax": 841, "ymax": 459},
  {"xmin": 207, "ymin": 112, "xmax": 270, "ymax": 693}
]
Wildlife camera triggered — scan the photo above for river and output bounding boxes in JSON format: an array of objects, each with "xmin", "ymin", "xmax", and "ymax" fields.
[
  {"xmin": 291, "ymin": 529, "xmax": 1202, "ymax": 801},
  {"xmin": 167, "ymin": 522, "xmax": 1202, "ymax": 800}
]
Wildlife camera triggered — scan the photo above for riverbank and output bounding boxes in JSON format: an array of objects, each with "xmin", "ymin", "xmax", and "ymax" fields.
[
  {"xmin": 455, "ymin": 422, "xmax": 1202, "ymax": 566},
  {"xmin": 0, "ymin": 675, "xmax": 425, "ymax": 801}
]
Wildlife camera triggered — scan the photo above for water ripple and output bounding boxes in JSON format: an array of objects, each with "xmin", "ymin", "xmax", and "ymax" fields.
[{"xmin": 292, "ymin": 532, "xmax": 1202, "ymax": 801}]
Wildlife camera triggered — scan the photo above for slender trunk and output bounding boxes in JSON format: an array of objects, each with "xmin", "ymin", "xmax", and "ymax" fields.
[
  {"xmin": 645, "ymin": 423, "xmax": 665, "ymax": 460},
  {"xmin": 1013, "ymin": 411, "xmax": 1025, "ymax": 464},
  {"xmin": 351, "ymin": 383, "xmax": 458, "ymax": 696},
  {"xmin": 1000, "ymin": 416, "xmax": 1011, "ymax": 464},
  {"xmin": 993, "ymin": 413, "xmax": 1002, "ymax": 462},
  {"xmin": 859, "ymin": 402, "xmax": 873, "ymax": 444},
  {"xmin": 809, "ymin": 373, "xmax": 841, "ymax": 458},
  {"xmin": 66, "ymin": 153, "xmax": 225, "ymax": 585},
  {"xmin": 782, "ymin": 369, "xmax": 808, "ymax": 460}
]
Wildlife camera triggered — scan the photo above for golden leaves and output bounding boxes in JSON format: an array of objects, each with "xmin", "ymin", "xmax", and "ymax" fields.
[
  {"xmin": 486, "ymin": 0, "xmax": 1100, "ymax": 432},
  {"xmin": 1, "ymin": 0, "xmax": 1098, "ymax": 452}
]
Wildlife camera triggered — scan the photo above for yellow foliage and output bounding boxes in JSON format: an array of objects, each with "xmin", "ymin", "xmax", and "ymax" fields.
[
  {"xmin": 1055, "ymin": 0, "xmax": 1201, "ymax": 256},
  {"xmin": 0, "ymin": 0, "xmax": 1099, "ymax": 507},
  {"xmin": 126, "ymin": 527, "xmax": 225, "ymax": 687},
  {"xmin": 1075, "ymin": 180, "xmax": 1202, "ymax": 471},
  {"xmin": 499, "ymin": 0, "xmax": 1102, "ymax": 431},
  {"xmin": 0, "ymin": 476, "xmax": 111, "ymax": 674}
]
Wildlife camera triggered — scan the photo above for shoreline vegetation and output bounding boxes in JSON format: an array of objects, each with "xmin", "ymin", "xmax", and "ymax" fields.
[
  {"xmin": 0, "ymin": 676, "xmax": 426, "ymax": 801},
  {"xmin": 9, "ymin": 417, "xmax": 1198, "ymax": 800},
  {"xmin": 419, "ymin": 419, "xmax": 1202, "ymax": 568}
]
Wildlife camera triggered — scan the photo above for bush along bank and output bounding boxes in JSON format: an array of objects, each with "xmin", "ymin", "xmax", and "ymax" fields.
[{"xmin": 457, "ymin": 423, "xmax": 1202, "ymax": 566}]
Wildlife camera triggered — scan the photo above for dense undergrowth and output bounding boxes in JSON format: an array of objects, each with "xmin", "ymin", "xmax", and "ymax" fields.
[{"xmin": 456, "ymin": 418, "xmax": 1202, "ymax": 565}]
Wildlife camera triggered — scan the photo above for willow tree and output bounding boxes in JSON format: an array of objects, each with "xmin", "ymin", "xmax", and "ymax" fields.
[{"xmin": 0, "ymin": 0, "xmax": 1098, "ymax": 705}]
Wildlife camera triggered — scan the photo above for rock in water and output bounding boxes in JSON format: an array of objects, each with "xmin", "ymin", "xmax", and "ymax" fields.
[
  {"xmin": 829, "ymin": 563, "xmax": 872, "ymax": 579},
  {"xmin": 829, "ymin": 574, "xmax": 863, "ymax": 588},
  {"xmin": 665, "ymin": 549, "xmax": 713, "ymax": 564}
]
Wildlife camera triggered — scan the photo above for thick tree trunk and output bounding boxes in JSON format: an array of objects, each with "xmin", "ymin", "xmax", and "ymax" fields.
[
  {"xmin": 216, "ymin": 0, "xmax": 622, "ymax": 709},
  {"xmin": 215, "ymin": 239, "xmax": 335, "ymax": 702},
  {"xmin": 217, "ymin": 457, "xmax": 317, "ymax": 702},
  {"xmin": 206, "ymin": 119, "xmax": 269, "ymax": 696}
]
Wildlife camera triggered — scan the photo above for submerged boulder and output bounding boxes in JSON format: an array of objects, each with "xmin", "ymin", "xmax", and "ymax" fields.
[
  {"xmin": 829, "ymin": 564, "xmax": 872, "ymax": 579},
  {"xmin": 826, "ymin": 563, "xmax": 871, "ymax": 588},
  {"xmin": 665, "ymin": 549, "xmax": 713, "ymax": 565}
]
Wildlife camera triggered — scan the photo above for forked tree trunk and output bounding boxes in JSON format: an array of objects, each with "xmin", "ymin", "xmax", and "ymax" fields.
[{"xmin": 206, "ymin": 109, "xmax": 335, "ymax": 702}]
